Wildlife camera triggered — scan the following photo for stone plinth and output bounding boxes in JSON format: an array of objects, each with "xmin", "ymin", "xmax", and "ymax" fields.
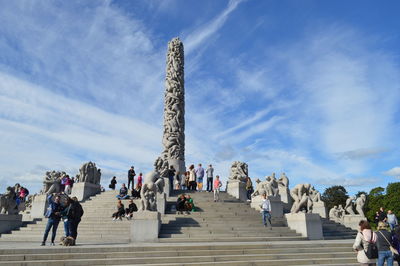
[
  {"xmin": 162, "ymin": 178, "xmax": 171, "ymax": 198},
  {"xmin": 0, "ymin": 214, "xmax": 22, "ymax": 234},
  {"xmin": 131, "ymin": 211, "xmax": 161, "ymax": 242},
  {"xmin": 157, "ymin": 192, "xmax": 166, "ymax": 214},
  {"xmin": 285, "ymin": 213, "xmax": 323, "ymax": 240},
  {"xmin": 278, "ymin": 186, "xmax": 292, "ymax": 212},
  {"xmin": 70, "ymin": 182, "xmax": 101, "ymax": 201},
  {"xmin": 251, "ymin": 195, "xmax": 284, "ymax": 218},
  {"xmin": 342, "ymin": 215, "xmax": 365, "ymax": 230},
  {"xmin": 31, "ymin": 194, "xmax": 48, "ymax": 218},
  {"xmin": 226, "ymin": 181, "xmax": 247, "ymax": 202},
  {"xmin": 312, "ymin": 202, "xmax": 327, "ymax": 218}
]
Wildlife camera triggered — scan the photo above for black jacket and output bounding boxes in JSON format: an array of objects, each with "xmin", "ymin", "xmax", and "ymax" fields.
[{"xmin": 69, "ymin": 201, "xmax": 84, "ymax": 221}]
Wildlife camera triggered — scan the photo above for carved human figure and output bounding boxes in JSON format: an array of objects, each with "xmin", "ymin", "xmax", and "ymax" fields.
[
  {"xmin": 0, "ymin": 186, "xmax": 18, "ymax": 214},
  {"xmin": 329, "ymin": 205, "xmax": 338, "ymax": 219},
  {"xmin": 42, "ymin": 171, "xmax": 62, "ymax": 195},
  {"xmin": 345, "ymin": 196, "xmax": 356, "ymax": 215},
  {"xmin": 139, "ymin": 170, "xmax": 165, "ymax": 211},
  {"xmin": 228, "ymin": 161, "xmax": 248, "ymax": 182},
  {"xmin": 355, "ymin": 194, "xmax": 366, "ymax": 217},
  {"xmin": 309, "ymin": 186, "xmax": 322, "ymax": 202},
  {"xmin": 337, "ymin": 204, "xmax": 345, "ymax": 217},
  {"xmin": 290, "ymin": 183, "xmax": 313, "ymax": 213},
  {"xmin": 278, "ymin": 173, "xmax": 289, "ymax": 188}
]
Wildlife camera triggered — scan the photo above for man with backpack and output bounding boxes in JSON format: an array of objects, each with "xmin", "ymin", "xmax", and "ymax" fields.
[{"xmin": 68, "ymin": 196, "xmax": 84, "ymax": 245}]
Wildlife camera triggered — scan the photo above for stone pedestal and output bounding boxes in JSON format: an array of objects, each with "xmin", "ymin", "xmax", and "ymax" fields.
[
  {"xmin": 312, "ymin": 201, "xmax": 327, "ymax": 218},
  {"xmin": 168, "ymin": 159, "xmax": 186, "ymax": 178},
  {"xmin": 285, "ymin": 213, "xmax": 323, "ymax": 240},
  {"xmin": 342, "ymin": 215, "xmax": 365, "ymax": 230},
  {"xmin": 157, "ymin": 192, "xmax": 166, "ymax": 214},
  {"xmin": 278, "ymin": 186, "xmax": 292, "ymax": 212},
  {"xmin": 226, "ymin": 181, "xmax": 247, "ymax": 202},
  {"xmin": 70, "ymin": 182, "xmax": 101, "ymax": 201},
  {"xmin": 162, "ymin": 178, "xmax": 171, "ymax": 199},
  {"xmin": 0, "ymin": 214, "xmax": 22, "ymax": 234},
  {"xmin": 31, "ymin": 194, "xmax": 48, "ymax": 218},
  {"xmin": 131, "ymin": 211, "xmax": 161, "ymax": 242},
  {"xmin": 251, "ymin": 195, "xmax": 284, "ymax": 218}
]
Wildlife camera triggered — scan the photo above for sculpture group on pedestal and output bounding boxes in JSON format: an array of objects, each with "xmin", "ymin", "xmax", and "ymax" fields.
[
  {"xmin": 77, "ymin": 161, "xmax": 101, "ymax": 184},
  {"xmin": 228, "ymin": 161, "xmax": 249, "ymax": 182},
  {"xmin": 251, "ymin": 173, "xmax": 279, "ymax": 198},
  {"xmin": 290, "ymin": 183, "xmax": 323, "ymax": 214},
  {"xmin": 0, "ymin": 186, "xmax": 18, "ymax": 214},
  {"xmin": 329, "ymin": 194, "xmax": 366, "ymax": 223}
]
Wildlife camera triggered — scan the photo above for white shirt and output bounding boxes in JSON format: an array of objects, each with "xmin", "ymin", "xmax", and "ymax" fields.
[{"xmin": 260, "ymin": 198, "xmax": 271, "ymax": 212}]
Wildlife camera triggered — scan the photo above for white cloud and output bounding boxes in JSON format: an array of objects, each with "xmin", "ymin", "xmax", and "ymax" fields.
[
  {"xmin": 184, "ymin": 0, "xmax": 245, "ymax": 55},
  {"xmin": 383, "ymin": 167, "xmax": 400, "ymax": 177}
]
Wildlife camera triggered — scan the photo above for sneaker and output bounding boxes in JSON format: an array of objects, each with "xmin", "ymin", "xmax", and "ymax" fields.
[
  {"xmin": 50, "ymin": 242, "xmax": 55, "ymax": 246},
  {"xmin": 40, "ymin": 242, "xmax": 45, "ymax": 246},
  {"xmin": 112, "ymin": 218, "xmax": 116, "ymax": 221},
  {"xmin": 119, "ymin": 217, "xmax": 122, "ymax": 221}
]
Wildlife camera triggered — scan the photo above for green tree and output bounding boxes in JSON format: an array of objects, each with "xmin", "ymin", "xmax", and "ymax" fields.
[
  {"xmin": 384, "ymin": 182, "xmax": 400, "ymax": 215},
  {"xmin": 322, "ymin": 185, "xmax": 348, "ymax": 210},
  {"xmin": 366, "ymin": 187, "xmax": 385, "ymax": 226}
]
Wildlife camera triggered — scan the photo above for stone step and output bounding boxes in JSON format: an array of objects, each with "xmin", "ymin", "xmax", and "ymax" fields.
[
  {"xmin": 158, "ymin": 236, "xmax": 307, "ymax": 242},
  {"xmin": 0, "ymin": 251, "xmax": 355, "ymax": 265}
]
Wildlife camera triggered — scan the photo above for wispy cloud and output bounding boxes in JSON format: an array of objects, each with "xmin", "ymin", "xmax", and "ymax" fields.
[
  {"xmin": 384, "ymin": 167, "xmax": 400, "ymax": 177},
  {"xmin": 184, "ymin": 0, "xmax": 245, "ymax": 55}
]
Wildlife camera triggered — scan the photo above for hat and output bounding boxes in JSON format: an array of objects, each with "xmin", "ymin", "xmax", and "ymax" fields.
[{"xmin": 377, "ymin": 221, "xmax": 388, "ymax": 230}]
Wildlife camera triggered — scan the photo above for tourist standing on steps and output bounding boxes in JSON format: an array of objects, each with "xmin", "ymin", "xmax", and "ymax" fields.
[
  {"xmin": 61, "ymin": 197, "xmax": 72, "ymax": 237},
  {"xmin": 353, "ymin": 220, "xmax": 377, "ymax": 266},
  {"xmin": 378, "ymin": 207, "xmax": 387, "ymax": 222},
  {"xmin": 206, "ymin": 164, "xmax": 214, "ymax": 192},
  {"xmin": 168, "ymin": 165, "xmax": 176, "ymax": 191},
  {"xmin": 376, "ymin": 222, "xmax": 394, "ymax": 266},
  {"xmin": 245, "ymin": 177, "xmax": 253, "ymax": 201},
  {"xmin": 188, "ymin": 165, "xmax": 196, "ymax": 191},
  {"xmin": 213, "ymin": 175, "xmax": 222, "ymax": 202},
  {"xmin": 195, "ymin": 164, "xmax": 205, "ymax": 191},
  {"xmin": 259, "ymin": 193, "xmax": 272, "ymax": 229},
  {"xmin": 387, "ymin": 210, "xmax": 398, "ymax": 230},
  {"xmin": 69, "ymin": 196, "xmax": 84, "ymax": 245},
  {"xmin": 41, "ymin": 194, "xmax": 63, "ymax": 246},
  {"xmin": 128, "ymin": 166, "xmax": 136, "ymax": 190},
  {"xmin": 109, "ymin": 176, "xmax": 117, "ymax": 190}
]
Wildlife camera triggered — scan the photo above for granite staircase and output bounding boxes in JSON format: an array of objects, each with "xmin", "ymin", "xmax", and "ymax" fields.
[{"xmin": 0, "ymin": 189, "xmax": 358, "ymax": 265}]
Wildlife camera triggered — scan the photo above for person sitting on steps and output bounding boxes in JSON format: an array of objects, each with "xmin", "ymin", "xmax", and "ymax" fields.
[
  {"xmin": 116, "ymin": 183, "xmax": 129, "ymax": 200},
  {"xmin": 112, "ymin": 200, "xmax": 125, "ymax": 221},
  {"xmin": 125, "ymin": 199, "xmax": 138, "ymax": 220},
  {"xmin": 176, "ymin": 194, "xmax": 188, "ymax": 214},
  {"xmin": 185, "ymin": 195, "xmax": 195, "ymax": 212}
]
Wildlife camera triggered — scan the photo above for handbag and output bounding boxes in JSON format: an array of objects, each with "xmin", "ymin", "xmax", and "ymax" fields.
[
  {"xmin": 362, "ymin": 232, "xmax": 378, "ymax": 259},
  {"xmin": 378, "ymin": 231, "xmax": 399, "ymax": 256}
]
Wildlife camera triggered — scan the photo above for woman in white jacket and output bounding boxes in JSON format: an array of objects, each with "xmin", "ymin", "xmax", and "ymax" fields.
[{"xmin": 353, "ymin": 220, "xmax": 377, "ymax": 266}]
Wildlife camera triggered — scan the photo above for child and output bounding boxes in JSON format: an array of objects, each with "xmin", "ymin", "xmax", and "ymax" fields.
[{"xmin": 213, "ymin": 175, "xmax": 222, "ymax": 202}]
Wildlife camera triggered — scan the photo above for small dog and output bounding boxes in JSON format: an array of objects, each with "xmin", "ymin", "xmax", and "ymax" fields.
[{"xmin": 59, "ymin": 236, "xmax": 75, "ymax": 246}]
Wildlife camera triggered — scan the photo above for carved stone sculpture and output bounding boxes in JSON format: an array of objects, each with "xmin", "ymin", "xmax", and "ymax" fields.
[
  {"xmin": 154, "ymin": 156, "xmax": 170, "ymax": 178},
  {"xmin": 251, "ymin": 173, "xmax": 279, "ymax": 198},
  {"xmin": 290, "ymin": 183, "xmax": 313, "ymax": 213},
  {"xmin": 278, "ymin": 173, "xmax": 289, "ymax": 188},
  {"xmin": 0, "ymin": 187, "xmax": 18, "ymax": 214},
  {"xmin": 355, "ymin": 194, "xmax": 366, "ymax": 217},
  {"xmin": 309, "ymin": 186, "xmax": 322, "ymax": 202},
  {"xmin": 329, "ymin": 205, "xmax": 338, "ymax": 219},
  {"xmin": 140, "ymin": 171, "xmax": 165, "ymax": 211},
  {"xmin": 228, "ymin": 161, "xmax": 248, "ymax": 182},
  {"xmin": 345, "ymin": 196, "xmax": 356, "ymax": 215},
  {"xmin": 162, "ymin": 37, "xmax": 185, "ymax": 174},
  {"xmin": 79, "ymin": 162, "xmax": 101, "ymax": 184},
  {"xmin": 42, "ymin": 171, "xmax": 62, "ymax": 195}
]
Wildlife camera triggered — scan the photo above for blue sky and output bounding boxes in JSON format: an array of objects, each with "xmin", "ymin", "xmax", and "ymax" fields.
[{"xmin": 0, "ymin": 0, "xmax": 399, "ymax": 195}]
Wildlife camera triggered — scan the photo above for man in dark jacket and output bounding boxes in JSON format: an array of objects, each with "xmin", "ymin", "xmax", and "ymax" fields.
[
  {"xmin": 128, "ymin": 166, "xmax": 136, "ymax": 190},
  {"xmin": 41, "ymin": 194, "xmax": 63, "ymax": 246},
  {"xmin": 68, "ymin": 196, "xmax": 84, "ymax": 244}
]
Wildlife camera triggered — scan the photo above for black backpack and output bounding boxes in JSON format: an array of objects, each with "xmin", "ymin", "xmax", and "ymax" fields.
[{"xmin": 362, "ymin": 232, "xmax": 378, "ymax": 259}]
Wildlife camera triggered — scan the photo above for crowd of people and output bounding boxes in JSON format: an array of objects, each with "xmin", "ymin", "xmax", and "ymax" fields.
[
  {"xmin": 353, "ymin": 207, "xmax": 400, "ymax": 266},
  {"xmin": 41, "ymin": 193, "xmax": 84, "ymax": 246}
]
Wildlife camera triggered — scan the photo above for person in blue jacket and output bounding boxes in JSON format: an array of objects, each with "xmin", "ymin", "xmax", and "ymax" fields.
[{"xmin": 41, "ymin": 194, "xmax": 63, "ymax": 246}]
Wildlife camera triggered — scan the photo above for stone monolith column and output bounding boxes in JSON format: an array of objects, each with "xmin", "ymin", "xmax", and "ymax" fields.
[{"xmin": 162, "ymin": 37, "xmax": 185, "ymax": 174}]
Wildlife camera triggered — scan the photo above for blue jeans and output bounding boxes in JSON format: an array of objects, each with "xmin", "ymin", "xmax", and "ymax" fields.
[
  {"xmin": 389, "ymin": 223, "xmax": 397, "ymax": 230},
  {"xmin": 116, "ymin": 195, "xmax": 129, "ymax": 200},
  {"xmin": 42, "ymin": 218, "xmax": 60, "ymax": 243},
  {"xmin": 378, "ymin": 250, "xmax": 393, "ymax": 266},
  {"xmin": 262, "ymin": 211, "xmax": 272, "ymax": 227},
  {"xmin": 63, "ymin": 220, "xmax": 70, "ymax": 237}
]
